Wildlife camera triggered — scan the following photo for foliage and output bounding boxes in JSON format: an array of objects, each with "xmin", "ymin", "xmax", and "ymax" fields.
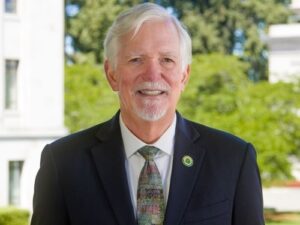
[
  {"xmin": 0, "ymin": 207, "xmax": 29, "ymax": 225},
  {"xmin": 169, "ymin": 0, "xmax": 291, "ymax": 80},
  {"xmin": 66, "ymin": 0, "xmax": 140, "ymax": 63},
  {"xmin": 265, "ymin": 212, "xmax": 300, "ymax": 225},
  {"xmin": 66, "ymin": 0, "xmax": 291, "ymax": 80},
  {"xmin": 178, "ymin": 54, "xmax": 300, "ymax": 184},
  {"xmin": 267, "ymin": 222, "xmax": 300, "ymax": 225},
  {"xmin": 67, "ymin": 0, "xmax": 122, "ymax": 63},
  {"xmin": 65, "ymin": 64, "xmax": 119, "ymax": 132}
]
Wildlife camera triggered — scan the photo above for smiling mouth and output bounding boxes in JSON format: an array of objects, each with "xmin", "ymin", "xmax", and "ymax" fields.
[
  {"xmin": 138, "ymin": 90, "xmax": 166, "ymax": 96},
  {"xmin": 134, "ymin": 82, "xmax": 169, "ymax": 97}
]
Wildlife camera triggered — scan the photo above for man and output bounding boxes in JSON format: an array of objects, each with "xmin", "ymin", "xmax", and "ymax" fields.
[{"xmin": 31, "ymin": 3, "xmax": 265, "ymax": 225}]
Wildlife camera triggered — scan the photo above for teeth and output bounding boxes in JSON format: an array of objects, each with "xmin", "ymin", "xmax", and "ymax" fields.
[{"xmin": 139, "ymin": 90, "xmax": 163, "ymax": 96}]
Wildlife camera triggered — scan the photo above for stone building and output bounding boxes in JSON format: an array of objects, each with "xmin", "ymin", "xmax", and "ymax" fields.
[
  {"xmin": 0, "ymin": 0, "xmax": 66, "ymax": 210},
  {"xmin": 268, "ymin": 0, "xmax": 300, "ymax": 83}
]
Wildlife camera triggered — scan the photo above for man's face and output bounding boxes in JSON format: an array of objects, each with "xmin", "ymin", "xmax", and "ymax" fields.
[{"xmin": 105, "ymin": 19, "xmax": 190, "ymax": 124}]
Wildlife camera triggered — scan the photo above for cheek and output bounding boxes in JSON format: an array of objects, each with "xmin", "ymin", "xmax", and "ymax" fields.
[
  {"xmin": 117, "ymin": 76, "xmax": 135, "ymax": 96},
  {"xmin": 115, "ymin": 69, "xmax": 129, "ymax": 87},
  {"xmin": 169, "ymin": 78, "xmax": 186, "ymax": 99},
  {"xmin": 167, "ymin": 73, "xmax": 185, "ymax": 89}
]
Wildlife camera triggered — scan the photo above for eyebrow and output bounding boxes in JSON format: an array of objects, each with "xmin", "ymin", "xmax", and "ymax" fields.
[
  {"xmin": 161, "ymin": 52, "xmax": 178, "ymax": 58},
  {"xmin": 125, "ymin": 51, "xmax": 178, "ymax": 58}
]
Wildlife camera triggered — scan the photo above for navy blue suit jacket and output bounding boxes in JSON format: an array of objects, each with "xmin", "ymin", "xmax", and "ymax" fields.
[{"xmin": 31, "ymin": 112, "xmax": 265, "ymax": 225}]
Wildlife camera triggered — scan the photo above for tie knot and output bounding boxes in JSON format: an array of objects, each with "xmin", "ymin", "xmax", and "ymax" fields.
[{"xmin": 138, "ymin": 146, "xmax": 160, "ymax": 160}]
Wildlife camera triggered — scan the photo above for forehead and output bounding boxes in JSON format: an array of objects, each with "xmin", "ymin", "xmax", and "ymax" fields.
[{"xmin": 119, "ymin": 19, "xmax": 180, "ymax": 54}]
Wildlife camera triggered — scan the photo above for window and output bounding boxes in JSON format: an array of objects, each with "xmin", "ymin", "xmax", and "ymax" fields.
[
  {"xmin": 4, "ymin": 0, "xmax": 17, "ymax": 13},
  {"xmin": 5, "ymin": 60, "xmax": 18, "ymax": 110},
  {"xmin": 9, "ymin": 161, "xmax": 24, "ymax": 206}
]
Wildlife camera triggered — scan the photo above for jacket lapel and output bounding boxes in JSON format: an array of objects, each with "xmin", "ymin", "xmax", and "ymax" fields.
[
  {"xmin": 164, "ymin": 114, "xmax": 206, "ymax": 225},
  {"xmin": 90, "ymin": 114, "xmax": 136, "ymax": 225}
]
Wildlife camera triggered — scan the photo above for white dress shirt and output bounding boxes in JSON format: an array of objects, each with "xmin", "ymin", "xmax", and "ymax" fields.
[{"xmin": 119, "ymin": 114, "xmax": 176, "ymax": 214}]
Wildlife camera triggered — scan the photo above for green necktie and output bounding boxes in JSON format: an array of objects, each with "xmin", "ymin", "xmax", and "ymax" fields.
[{"xmin": 137, "ymin": 146, "xmax": 165, "ymax": 225}]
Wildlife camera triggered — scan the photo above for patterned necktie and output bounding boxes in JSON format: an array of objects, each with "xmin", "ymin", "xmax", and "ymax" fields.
[{"xmin": 137, "ymin": 146, "xmax": 165, "ymax": 225}]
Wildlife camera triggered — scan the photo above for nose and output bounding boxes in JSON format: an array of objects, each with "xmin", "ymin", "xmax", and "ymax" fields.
[{"xmin": 142, "ymin": 59, "xmax": 162, "ymax": 81}]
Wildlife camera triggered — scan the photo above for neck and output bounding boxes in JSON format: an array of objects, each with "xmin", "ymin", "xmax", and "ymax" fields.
[{"xmin": 121, "ymin": 112, "xmax": 175, "ymax": 144}]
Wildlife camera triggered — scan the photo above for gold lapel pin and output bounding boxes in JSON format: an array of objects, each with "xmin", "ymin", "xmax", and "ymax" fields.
[{"xmin": 182, "ymin": 155, "xmax": 193, "ymax": 167}]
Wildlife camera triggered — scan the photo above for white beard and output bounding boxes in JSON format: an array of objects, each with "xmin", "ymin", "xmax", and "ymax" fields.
[
  {"xmin": 134, "ymin": 98, "xmax": 167, "ymax": 121},
  {"xmin": 119, "ymin": 82, "xmax": 170, "ymax": 121},
  {"xmin": 134, "ymin": 82, "xmax": 170, "ymax": 121}
]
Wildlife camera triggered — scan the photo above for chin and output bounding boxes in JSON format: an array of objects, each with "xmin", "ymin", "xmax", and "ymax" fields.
[{"xmin": 135, "ymin": 107, "xmax": 167, "ymax": 122}]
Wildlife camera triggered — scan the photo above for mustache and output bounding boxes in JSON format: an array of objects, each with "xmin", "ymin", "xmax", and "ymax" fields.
[{"xmin": 134, "ymin": 82, "xmax": 170, "ymax": 92}]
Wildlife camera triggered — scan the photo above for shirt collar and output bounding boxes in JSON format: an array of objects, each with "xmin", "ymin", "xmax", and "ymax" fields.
[{"xmin": 120, "ymin": 114, "xmax": 177, "ymax": 159}]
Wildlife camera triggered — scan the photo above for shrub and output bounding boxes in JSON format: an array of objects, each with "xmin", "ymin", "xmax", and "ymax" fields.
[{"xmin": 0, "ymin": 207, "xmax": 29, "ymax": 225}]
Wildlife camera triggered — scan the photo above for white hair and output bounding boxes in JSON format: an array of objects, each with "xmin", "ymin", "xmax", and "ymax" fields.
[{"xmin": 103, "ymin": 3, "xmax": 192, "ymax": 70}]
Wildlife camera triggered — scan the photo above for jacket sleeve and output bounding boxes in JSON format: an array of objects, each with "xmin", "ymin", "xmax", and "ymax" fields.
[
  {"xmin": 232, "ymin": 143, "xmax": 265, "ymax": 225},
  {"xmin": 31, "ymin": 144, "xmax": 70, "ymax": 225}
]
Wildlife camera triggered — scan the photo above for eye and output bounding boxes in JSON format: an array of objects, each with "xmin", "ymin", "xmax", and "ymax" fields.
[
  {"xmin": 160, "ymin": 57, "xmax": 176, "ymax": 69},
  {"xmin": 161, "ymin": 57, "xmax": 175, "ymax": 64},
  {"xmin": 129, "ymin": 57, "xmax": 143, "ymax": 64}
]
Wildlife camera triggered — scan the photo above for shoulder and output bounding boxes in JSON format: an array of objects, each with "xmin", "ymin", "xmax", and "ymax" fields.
[
  {"xmin": 181, "ymin": 116, "xmax": 256, "ymax": 159},
  {"xmin": 189, "ymin": 119, "xmax": 246, "ymax": 145},
  {"xmin": 179, "ymin": 114, "xmax": 246, "ymax": 145},
  {"xmin": 45, "ymin": 116, "xmax": 117, "ymax": 156},
  {"xmin": 51, "ymin": 123, "xmax": 100, "ymax": 148}
]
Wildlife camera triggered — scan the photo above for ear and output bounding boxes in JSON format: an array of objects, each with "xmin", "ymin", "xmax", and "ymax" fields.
[
  {"xmin": 104, "ymin": 60, "xmax": 119, "ymax": 91},
  {"xmin": 180, "ymin": 64, "xmax": 191, "ymax": 91}
]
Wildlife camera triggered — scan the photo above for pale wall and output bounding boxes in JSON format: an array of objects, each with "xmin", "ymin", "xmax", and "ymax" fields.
[
  {"xmin": 0, "ymin": 0, "xmax": 67, "ymax": 210},
  {"xmin": 268, "ymin": 24, "xmax": 300, "ymax": 83}
]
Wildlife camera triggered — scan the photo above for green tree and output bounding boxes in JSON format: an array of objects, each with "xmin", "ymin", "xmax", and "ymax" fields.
[
  {"xmin": 239, "ymin": 81, "xmax": 300, "ymax": 183},
  {"xmin": 167, "ymin": 0, "xmax": 291, "ymax": 80},
  {"xmin": 66, "ymin": 0, "xmax": 139, "ymax": 63},
  {"xmin": 179, "ymin": 54, "xmax": 300, "ymax": 184},
  {"xmin": 66, "ymin": 0, "xmax": 291, "ymax": 79},
  {"xmin": 65, "ymin": 64, "xmax": 119, "ymax": 132},
  {"xmin": 67, "ymin": 0, "xmax": 122, "ymax": 63}
]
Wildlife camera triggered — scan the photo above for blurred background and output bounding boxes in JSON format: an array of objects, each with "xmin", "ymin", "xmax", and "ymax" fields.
[{"xmin": 0, "ymin": 0, "xmax": 299, "ymax": 224}]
